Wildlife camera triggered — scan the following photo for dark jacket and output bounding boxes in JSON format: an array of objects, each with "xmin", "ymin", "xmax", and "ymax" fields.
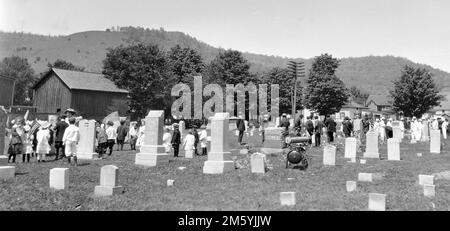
[
  {"xmin": 315, "ymin": 120, "xmax": 324, "ymax": 134},
  {"xmin": 236, "ymin": 119, "xmax": 246, "ymax": 131},
  {"xmin": 279, "ymin": 118, "xmax": 290, "ymax": 130},
  {"xmin": 54, "ymin": 120, "xmax": 69, "ymax": 142},
  {"xmin": 324, "ymin": 118, "xmax": 337, "ymax": 132},
  {"xmin": 193, "ymin": 129, "xmax": 199, "ymax": 143},
  {"xmin": 306, "ymin": 120, "xmax": 314, "ymax": 134},
  {"xmin": 171, "ymin": 129, "xmax": 181, "ymax": 144},
  {"xmin": 117, "ymin": 125, "xmax": 129, "ymax": 141},
  {"xmin": 343, "ymin": 121, "xmax": 353, "ymax": 135}
]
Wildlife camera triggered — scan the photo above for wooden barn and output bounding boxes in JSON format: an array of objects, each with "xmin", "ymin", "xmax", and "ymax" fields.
[
  {"xmin": 32, "ymin": 68, "xmax": 129, "ymax": 120},
  {"xmin": 0, "ymin": 74, "xmax": 16, "ymax": 108}
]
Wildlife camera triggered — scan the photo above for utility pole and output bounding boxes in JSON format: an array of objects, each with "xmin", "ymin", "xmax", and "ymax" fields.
[{"xmin": 287, "ymin": 61, "xmax": 306, "ymax": 120}]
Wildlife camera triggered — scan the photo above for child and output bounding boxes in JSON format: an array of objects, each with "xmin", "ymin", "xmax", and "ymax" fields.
[
  {"xmin": 105, "ymin": 121, "xmax": 117, "ymax": 156},
  {"xmin": 63, "ymin": 117, "xmax": 80, "ymax": 165},
  {"xmin": 183, "ymin": 130, "xmax": 196, "ymax": 158},
  {"xmin": 8, "ymin": 119, "xmax": 24, "ymax": 163},
  {"xmin": 22, "ymin": 121, "xmax": 33, "ymax": 163},
  {"xmin": 96, "ymin": 123, "xmax": 107, "ymax": 157},
  {"xmin": 199, "ymin": 127, "xmax": 208, "ymax": 156},
  {"xmin": 162, "ymin": 127, "xmax": 172, "ymax": 154},
  {"xmin": 36, "ymin": 122, "xmax": 51, "ymax": 163}
]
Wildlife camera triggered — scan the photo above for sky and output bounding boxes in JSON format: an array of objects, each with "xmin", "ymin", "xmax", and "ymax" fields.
[{"xmin": 1, "ymin": 0, "xmax": 450, "ymax": 72}]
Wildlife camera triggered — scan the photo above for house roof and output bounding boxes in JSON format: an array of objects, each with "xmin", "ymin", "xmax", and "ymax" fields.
[
  {"xmin": 342, "ymin": 100, "xmax": 369, "ymax": 109},
  {"xmin": 366, "ymin": 95, "xmax": 392, "ymax": 106},
  {"xmin": 33, "ymin": 68, "xmax": 128, "ymax": 94}
]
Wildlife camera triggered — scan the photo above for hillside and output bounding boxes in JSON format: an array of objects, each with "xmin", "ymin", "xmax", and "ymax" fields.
[{"xmin": 1, "ymin": 28, "xmax": 449, "ymax": 95}]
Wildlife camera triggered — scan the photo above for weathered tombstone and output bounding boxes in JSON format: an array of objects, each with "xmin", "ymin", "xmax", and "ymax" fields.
[
  {"xmin": 203, "ymin": 113, "xmax": 235, "ymax": 174},
  {"xmin": 368, "ymin": 193, "xmax": 386, "ymax": 211},
  {"xmin": 421, "ymin": 121, "xmax": 429, "ymax": 142},
  {"xmin": 430, "ymin": 129, "xmax": 441, "ymax": 154},
  {"xmin": 94, "ymin": 165, "xmax": 123, "ymax": 196},
  {"xmin": 250, "ymin": 153, "xmax": 267, "ymax": 174},
  {"xmin": 0, "ymin": 106, "xmax": 7, "ymax": 156},
  {"xmin": 417, "ymin": 153, "xmax": 422, "ymax": 157},
  {"xmin": 0, "ymin": 166, "xmax": 15, "ymax": 180},
  {"xmin": 418, "ymin": 174, "xmax": 434, "ymax": 186},
  {"xmin": 77, "ymin": 119, "xmax": 99, "ymax": 159},
  {"xmin": 346, "ymin": 181, "xmax": 357, "ymax": 192},
  {"xmin": 49, "ymin": 168, "xmax": 69, "ymax": 190},
  {"xmin": 261, "ymin": 127, "xmax": 284, "ymax": 154},
  {"xmin": 363, "ymin": 130, "xmax": 379, "ymax": 158},
  {"xmin": 323, "ymin": 145, "xmax": 336, "ymax": 166},
  {"xmin": 387, "ymin": 138, "xmax": 400, "ymax": 161},
  {"xmin": 344, "ymin": 137, "xmax": 357, "ymax": 159},
  {"xmin": 135, "ymin": 111, "xmax": 169, "ymax": 167},
  {"xmin": 358, "ymin": 173, "xmax": 373, "ymax": 182},
  {"xmin": 0, "ymin": 155, "xmax": 7, "ymax": 165},
  {"xmin": 280, "ymin": 192, "xmax": 296, "ymax": 206},
  {"xmin": 423, "ymin": 184, "xmax": 435, "ymax": 197}
]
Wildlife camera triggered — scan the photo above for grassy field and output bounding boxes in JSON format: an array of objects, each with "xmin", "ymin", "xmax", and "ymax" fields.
[{"xmin": 1, "ymin": 136, "xmax": 450, "ymax": 211}]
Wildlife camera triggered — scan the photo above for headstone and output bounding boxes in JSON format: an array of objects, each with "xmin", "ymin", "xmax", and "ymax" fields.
[
  {"xmin": 387, "ymin": 138, "xmax": 400, "ymax": 161},
  {"xmin": 203, "ymin": 113, "xmax": 235, "ymax": 174},
  {"xmin": 94, "ymin": 165, "xmax": 123, "ymax": 196},
  {"xmin": 346, "ymin": 181, "xmax": 357, "ymax": 192},
  {"xmin": 344, "ymin": 137, "xmax": 357, "ymax": 159},
  {"xmin": 421, "ymin": 121, "xmax": 429, "ymax": 142},
  {"xmin": 261, "ymin": 127, "xmax": 284, "ymax": 154},
  {"xmin": 368, "ymin": 193, "xmax": 386, "ymax": 211},
  {"xmin": 0, "ymin": 166, "xmax": 15, "ymax": 180},
  {"xmin": 77, "ymin": 119, "xmax": 99, "ymax": 159},
  {"xmin": 135, "ymin": 111, "xmax": 169, "ymax": 167},
  {"xmin": 167, "ymin": 179, "xmax": 175, "ymax": 186},
  {"xmin": 418, "ymin": 174, "xmax": 434, "ymax": 186},
  {"xmin": 417, "ymin": 153, "xmax": 422, "ymax": 157},
  {"xmin": 358, "ymin": 173, "xmax": 373, "ymax": 182},
  {"xmin": 360, "ymin": 159, "xmax": 366, "ymax": 164},
  {"xmin": 0, "ymin": 106, "xmax": 7, "ymax": 156},
  {"xmin": 363, "ymin": 130, "xmax": 379, "ymax": 158},
  {"xmin": 240, "ymin": 149, "xmax": 248, "ymax": 155},
  {"xmin": 323, "ymin": 145, "xmax": 336, "ymax": 166},
  {"xmin": 250, "ymin": 153, "xmax": 267, "ymax": 174},
  {"xmin": 430, "ymin": 129, "xmax": 441, "ymax": 153},
  {"xmin": 178, "ymin": 166, "xmax": 186, "ymax": 170},
  {"xmin": 423, "ymin": 184, "xmax": 435, "ymax": 197},
  {"xmin": 280, "ymin": 192, "xmax": 296, "ymax": 206},
  {"xmin": 49, "ymin": 168, "xmax": 69, "ymax": 190},
  {"xmin": 0, "ymin": 155, "xmax": 7, "ymax": 165}
]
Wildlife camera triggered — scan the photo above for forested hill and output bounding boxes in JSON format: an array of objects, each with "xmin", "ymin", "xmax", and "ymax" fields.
[{"xmin": 1, "ymin": 27, "xmax": 449, "ymax": 95}]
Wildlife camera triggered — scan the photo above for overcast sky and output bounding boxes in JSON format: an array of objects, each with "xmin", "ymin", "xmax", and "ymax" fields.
[{"xmin": 1, "ymin": 0, "xmax": 450, "ymax": 72}]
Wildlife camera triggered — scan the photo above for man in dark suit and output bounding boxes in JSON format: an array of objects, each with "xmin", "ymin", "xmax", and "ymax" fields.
[
  {"xmin": 342, "ymin": 117, "xmax": 353, "ymax": 137},
  {"xmin": 171, "ymin": 124, "xmax": 181, "ymax": 157},
  {"xmin": 54, "ymin": 115, "xmax": 68, "ymax": 160},
  {"xmin": 236, "ymin": 116, "xmax": 246, "ymax": 145},
  {"xmin": 305, "ymin": 116, "xmax": 314, "ymax": 145},
  {"xmin": 324, "ymin": 115, "xmax": 337, "ymax": 143},
  {"xmin": 314, "ymin": 116, "xmax": 324, "ymax": 147},
  {"xmin": 279, "ymin": 114, "xmax": 290, "ymax": 148}
]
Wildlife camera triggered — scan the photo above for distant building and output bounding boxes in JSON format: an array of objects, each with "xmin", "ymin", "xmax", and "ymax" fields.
[
  {"xmin": 0, "ymin": 74, "xmax": 16, "ymax": 108},
  {"xmin": 32, "ymin": 68, "xmax": 129, "ymax": 120},
  {"xmin": 335, "ymin": 100, "xmax": 369, "ymax": 121},
  {"xmin": 365, "ymin": 95, "xmax": 393, "ymax": 112}
]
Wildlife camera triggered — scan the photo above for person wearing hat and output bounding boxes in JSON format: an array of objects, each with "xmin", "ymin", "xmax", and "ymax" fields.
[
  {"xmin": 8, "ymin": 118, "xmax": 25, "ymax": 163},
  {"xmin": 192, "ymin": 125, "xmax": 200, "ymax": 155},
  {"xmin": 279, "ymin": 113, "xmax": 290, "ymax": 148},
  {"xmin": 236, "ymin": 115, "xmax": 246, "ymax": 145},
  {"xmin": 36, "ymin": 121, "xmax": 52, "ymax": 163},
  {"xmin": 105, "ymin": 121, "xmax": 117, "ymax": 156},
  {"xmin": 171, "ymin": 123, "xmax": 181, "ymax": 157},
  {"xmin": 324, "ymin": 115, "xmax": 337, "ymax": 143},
  {"xmin": 199, "ymin": 123, "xmax": 208, "ymax": 156},
  {"xmin": 116, "ymin": 120, "xmax": 129, "ymax": 151},
  {"xmin": 63, "ymin": 117, "xmax": 80, "ymax": 165},
  {"xmin": 342, "ymin": 116, "xmax": 353, "ymax": 138},
  {"xmin": 314, "ymin": 115, "xmax": 324, "ymax": 147},
  {"xmin": 54, "ymin": 115, "xmax": 69, "ymax": 160}
]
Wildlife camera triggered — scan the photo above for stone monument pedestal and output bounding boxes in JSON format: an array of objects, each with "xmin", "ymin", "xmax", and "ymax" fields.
[{"xmin": 135, "ymin": 145, "xmax": 169, "ymax": 167}]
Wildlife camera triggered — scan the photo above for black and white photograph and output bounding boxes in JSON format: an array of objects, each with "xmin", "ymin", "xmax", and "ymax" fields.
[{"xmin": 1, "ymin": 0, "xmax": 450, "ymax": 219}]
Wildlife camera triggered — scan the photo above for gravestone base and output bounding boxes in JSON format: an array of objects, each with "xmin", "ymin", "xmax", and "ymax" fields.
[
  {"xmin": 135, "ymin": 153, "xmax": 169, "ymax": 167},
  {"xmin": 94, "ymin": 185, "xmax": 124, "ymax": 196},
  {"xmin": 77, "ymin": 153, "xmax": 99, "ymax": 160},
  {"xmin": 363, "ymin": 152, "xmax": 379, "ymax": 159},
  {"xmin": 0, "ymin": 166, "xmax": 15, "ymax": 180},
  {"xmin": 0, "ymin": 155, "xmax": 8, "ymax": 165},
  {"xmin": 203, "ymin": 161, "xmax": 234, "ymax": 174}
]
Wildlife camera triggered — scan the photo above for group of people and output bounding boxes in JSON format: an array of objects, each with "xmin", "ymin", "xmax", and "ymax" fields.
[{"xmin": 162, "ymin": 123, "xmax": 208, "ymax": 158}]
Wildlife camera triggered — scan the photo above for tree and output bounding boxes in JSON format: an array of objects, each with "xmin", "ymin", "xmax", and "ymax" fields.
[
  {"xmin": 390, "ymin": 65, "xmax": 444, "ymax": 117},
  {"xmin": 204, "ymin": 49, "xmax": 257, "ymax": 86},
  {"xmin": 0, "ymin": 56, "xmax": 36, "ymax": 105},
  {"xmin": 48, "ymin": 59, "xmax": 85, "ymax": 71},
  {"xmin": 304, "ymin": 54, "xmax": 349, "ymax": 116},
  {"xmin": 349, "ymin": 86, "xmax": 370, "ymax": 105},
  {"xmin": 102, "ymin": 43, "xmax": 175, "ymax": 119},
  {"xmin": 263, "ymin": 67, "xmax": 303, "ymax": 114},
  {"xmin": 167, "ymin": 45, "xmax": 204, "ymax": 85}
]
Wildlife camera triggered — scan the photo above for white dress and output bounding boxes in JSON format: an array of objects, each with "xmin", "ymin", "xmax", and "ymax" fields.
[
  {"xmin": 163, "ymin": 132, "xmax": 172, "ymax": 153},
  {"xmin": 442, "ymin": 121, "xmax": 448, "ymax": 139},
  {"xmin": 199, "ymin": 130, "xmax": 208, "ymax": 148},
  {"xmin": 36, "ymin": 129, "xmax": 51, "ymax": 154},
  {"xmin": 183, "ymin": 134, "xmax": 196, "ymax": 158}
]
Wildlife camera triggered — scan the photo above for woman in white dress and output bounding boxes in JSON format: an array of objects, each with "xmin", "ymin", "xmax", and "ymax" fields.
[
  {"xmin": 442, "ymin": 118, "xmax": 448, "ymax": 139},
  {"xmin": 36, "ymin": 122, "xmax": 51, "ymax": 163},
  {"xmin": 199, "ymin": 128, "xmax": 208, "ymax": 156},
  {"xmin": 182, "ymin": 130, "xmax": 196, "ymax": 158},
  {"xmin": 162, "ymin": 127, "xmax": 172, "ymax": 154}
]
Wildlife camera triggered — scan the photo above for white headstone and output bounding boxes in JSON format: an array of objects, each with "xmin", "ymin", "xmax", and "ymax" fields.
[
  {"xmin": 430, "ymin": 129, "xmax": 441, "ymax": 153},
  {"xmin": 421, "ymin": 121, "xmax": 429, "ymax": 142},
  {"xmin": 323, "ymin": 145, "xmax": 336, "ymax": 166},
  {"xmin": 423, "ymin": 184, "xmax": 435, "ymax": 197},
  {"xmin": 0, "ymin": 166, "xmax": 15, "ymax": 180},
  {"xmin": 280, "ymin": 192, "xmax": 296, "ymax": 206},
  {"xmin": 418, "ymin": 174, "xmax": 434, "ymax": 186},
  {"xmin": 251, "ymin": 153, "xmax": 267, "ymax": 174},
  {"xmin": 364, "ymin": 130, "xmax": 379, "ymax": 158},
  {"xmin": 49, "ymin": 168, "xmax": 69, "ymax": 190},
  {"xmin": 387, "ymin": 138, "xmax": 400, "ymax": 161},
  {"xmin": 346, "ymin": 181, "xmax": 357, "ymax": 192},
  {"xmin": 203, "ymin": 113, "xmax": 235, "ymax": 174},
  {"xmin": 94, "ymin": 165, "xmax": 123, "ymax": 196},
  {"xmin": 368, "ymin": 193, "xmax": 386, "ymax": 211},
  {"xmin": 344, "ymin": 138, "xmax": 357, "ymax": 159},
  {"xmin": 358, "ymin": 173, "xmax": 373, "ymax": 182},
  {"xmin": 135, "ymin": 111, "xmax": 169, "ymax": 167},
  {"xmin": 77, "ymin": 119, "xmax": 99, "ymax": 159},
  {"xmin": 0, "ymin": 155, "xmax": 7, "ymax": 165},
  {"xmin": 417, "ymin": 153, "xmax": 422, "ymax": 157}
]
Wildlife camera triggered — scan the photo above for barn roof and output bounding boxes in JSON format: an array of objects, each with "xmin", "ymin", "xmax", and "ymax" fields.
[
  {"xmin": 365, "ymin": 95, "xmax": 392, "ymax": 106},
  {"xmin": 33, "ymin": 68, "xmax": 128, "ymax": 94},
  {"xmin": 342, "ymin": 100, "xmax": 369, "ymax": 109}
]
